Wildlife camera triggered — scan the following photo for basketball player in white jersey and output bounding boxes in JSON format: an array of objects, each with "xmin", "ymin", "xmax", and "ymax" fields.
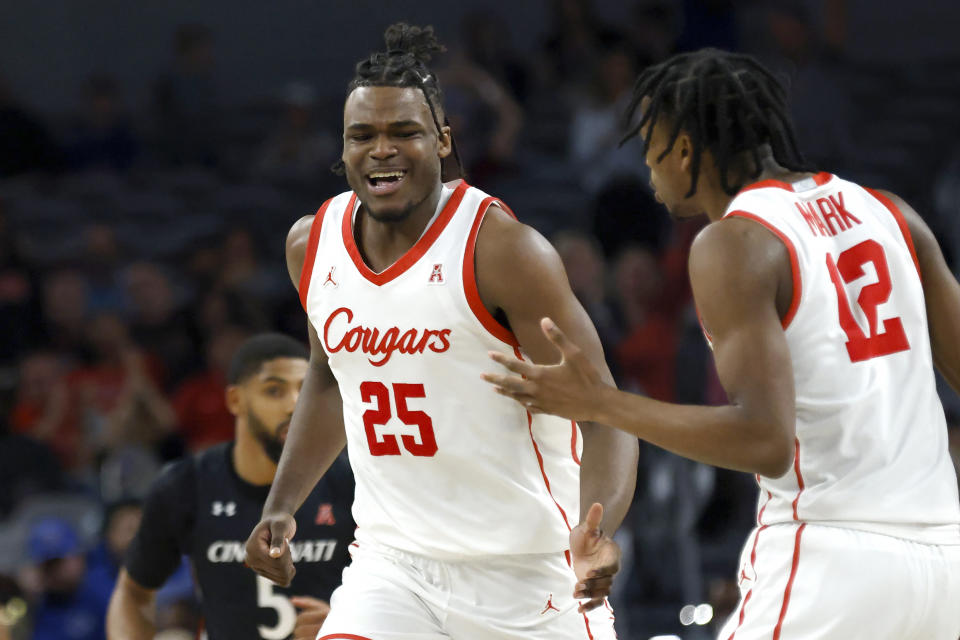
[
  {"xmin": 243, "ymin": 23, "xmax": 639, "ymax": 640},
  {"xmin": 484, "ymin": 49, "xmax": 960, "ymax": 639}
]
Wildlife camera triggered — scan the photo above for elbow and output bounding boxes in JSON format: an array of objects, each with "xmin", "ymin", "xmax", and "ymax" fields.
[{"xmin": 755, "ymin": 432, "xmax": 795, "ymax": 478}]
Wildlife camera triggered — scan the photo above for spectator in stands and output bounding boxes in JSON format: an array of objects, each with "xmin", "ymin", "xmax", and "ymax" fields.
[
  {"xmin": 612, "ymin": 245, "xmax": 679, "ymax": 401},
  {"xmin": 172, "ymin": 326, "xmax": 249, "ymax": 451},
  {"xmin": 552, "ymin": 230, "xmax": 622, "ymax": 374},
  {"xmin": 66, "ymin": 313, "xmax": 174, "ymax": 455},
  {"xmin": 438, "ymin": 51, "xmax": 523, "ymax": 185},
  {"xmin": 25, "ymin": 517, "xmax": 110, "ymax": 640},
  {"xmin": 154, "ymin": 24, "xmax": 219, "ymax": 166},
  {"xmin": 254, "ymin": 82, "xmax": 337, "ymax": 185},
  {"xmin": 459, "ymin": 10, "xmax": 530, "ymax": 104},
  {"xmin": 569, "ymin": 36, "xmax": 647, "ymax": 193},
  {"xmin": 39, "ymin": 269, "xmax": 89, "ymax": 354},
  {"xmin": 64, "ymin": 75, "xmax": 138, "ymax": 173},
  {"xmin": 80, "ymin": 224, "xmax": 127, "ymax": 314},
  {"xmin": 0, "ymin": 574, "xmax": 30, "ymax": 640},
  {"xmin": 86, "ymin": 500, "xmax": 143, "ymax": 597},
  {"xmin": 9, "ymin": 351, "xmax": 81, "ymax": 471},
  {"xmin": 125, "ymin": 262, "xmax": 196, "ymax": 385}
]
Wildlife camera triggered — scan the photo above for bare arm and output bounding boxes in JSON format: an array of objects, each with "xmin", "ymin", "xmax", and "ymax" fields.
[
  {"xmin": 486, "ymin": 216, "xmax": 797, "ymax": 478},
  {"xmin": 106, "ymin": 569, "xmax": 156, "ymax": 640},
  {"xmin": 245, "ymin": 215, "xmax": 347, "ymax": 587},
  {"xmin": 885, "ymin": 190, "xmax": 960, "ymax": 392},
  {"xmin": 475, "ymin": 206, "xmax": 638, "ymax": 531}
]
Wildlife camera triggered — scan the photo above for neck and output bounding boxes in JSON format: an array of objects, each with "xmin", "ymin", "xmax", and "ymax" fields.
[
  {"xmin": 357, "ymin": 181, "xmax": 444, "ymax": 269},
  {"xmin": 700, "ymin": 148, "xmax": 813, "ymax": 221},
  {"xmin": 232, "ymin": 424, "xmax": 276, "ymax": 486}
]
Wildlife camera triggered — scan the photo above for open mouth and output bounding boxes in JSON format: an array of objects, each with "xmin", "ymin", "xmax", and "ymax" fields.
[{"xmin": 366, "ymin": 170, "xmax": 407, "ymax": 196}]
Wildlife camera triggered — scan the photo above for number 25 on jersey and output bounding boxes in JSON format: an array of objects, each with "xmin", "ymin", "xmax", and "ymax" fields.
[{"xmin": 360, "ymin": 382, "xmax": 438, "ymax": 457}]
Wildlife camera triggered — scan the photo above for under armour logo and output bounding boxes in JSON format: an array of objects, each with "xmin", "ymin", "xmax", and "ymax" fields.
[
  {"xmin": 315, "ymin": 503, "xmax": 336, "ymax": 526},
  {"xmin": 540, "ymin": 594, "xmax": 560, "ymax": 615},
  {"xmin": 323, "ymin": 266, "xmax": 338, "ymax": 288},
  {"xmin": 427, "ymin": 263, "xmax": 444, "ymax": 285},
  {"xmin": 212, "ymin": 501, "xmax": 236, "ymax": 517}
]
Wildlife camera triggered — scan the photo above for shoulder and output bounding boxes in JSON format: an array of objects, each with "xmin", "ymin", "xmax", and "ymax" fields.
[
  {"xmin": 146, "ymin": 455, "xmax": 197, "ymax": 505},
  {"xmin": 689, "ymin": 217, "xmax": 788, "ymax": 327},
  {"xmin": 286, "ymin": 214, "xmax": 318, "ymax": 286},
  {"xmin": 475, "ymin": 203, "xmax": 563, "ymax": 274}
]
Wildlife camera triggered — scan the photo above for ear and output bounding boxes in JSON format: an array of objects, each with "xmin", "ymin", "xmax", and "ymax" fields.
[
  {"xmin": 677, "ymin": 132, "xmax": 693, "ymax": 172},
  {"xmin": 437, "ymin": 125, "xmax": 452, "ymax": 159},
  {"xmin": 225, "ymin": 385, "xmax": 243, "ymax": 417}
]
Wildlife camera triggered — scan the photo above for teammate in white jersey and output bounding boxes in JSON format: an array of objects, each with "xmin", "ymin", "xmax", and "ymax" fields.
[
  {"xmin": 243, "ymin": 23, "xmax": 638, "ymax": 640},
  {"xmin": 484, "ymin": 49, "xmax": 960, "ymax": 639}
]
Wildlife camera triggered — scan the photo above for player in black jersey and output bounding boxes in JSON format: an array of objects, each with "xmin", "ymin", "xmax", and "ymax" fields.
[{"xmin": 106, "ymin": 333, "xmax": 355, "ymax": 640}]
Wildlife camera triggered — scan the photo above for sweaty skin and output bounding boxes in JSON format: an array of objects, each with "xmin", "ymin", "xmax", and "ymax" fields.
[{"xmin": 243, "ymin": 85, "xmax": 638, "ymax": 612}]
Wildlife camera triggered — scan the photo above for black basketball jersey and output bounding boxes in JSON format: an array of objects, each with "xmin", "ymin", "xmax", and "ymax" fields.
[{"xmin": 125, "ymin": 442, "xmax": 355, "ymax": 640}]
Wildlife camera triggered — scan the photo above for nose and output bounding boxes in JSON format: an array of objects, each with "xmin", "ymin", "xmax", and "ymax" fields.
[{"xmin": 370, "ymin": 134, "xmax": 397, "ymax": 160}]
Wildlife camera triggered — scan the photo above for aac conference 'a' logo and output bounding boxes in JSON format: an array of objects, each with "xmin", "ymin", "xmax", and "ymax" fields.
[{"xmin": 427, "ymin": 263, "xmax": 444, "ymax": 285}]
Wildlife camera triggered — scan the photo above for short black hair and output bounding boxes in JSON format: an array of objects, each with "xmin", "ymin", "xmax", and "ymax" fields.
[
  {"xmin": 333, "ymin": 22, "xmax": 464, "ymax": 180},
  {"xmin": 227, "ymin": 333, "xmax": 308, "ymax": 385},
  {"xmin": 622, "ymin": 48, "xmax": 811, "ymax": 196}
]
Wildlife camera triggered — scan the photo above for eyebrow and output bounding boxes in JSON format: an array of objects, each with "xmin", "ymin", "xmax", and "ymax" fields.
[
  {"xmin": 258, "ymin": 376, "xmax": 290, "ymax": 385},
  {"xmin": 345, "ymin": 120, "xmax": 424, "ymax": 131}
]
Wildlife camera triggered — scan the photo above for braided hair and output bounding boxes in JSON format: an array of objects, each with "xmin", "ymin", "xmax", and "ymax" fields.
[
  {"xmin": 333, "ymin": 23, "xmax": 464, "ymax": 180},
  {"xmin": 622, "ymin": 48, "xmax": 811, "ymax": 197}
]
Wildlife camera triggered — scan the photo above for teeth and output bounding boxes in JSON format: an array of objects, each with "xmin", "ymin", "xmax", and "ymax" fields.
[{"xmin": 369, "ymin": 171, "xmax": 405, "ymax": 179}]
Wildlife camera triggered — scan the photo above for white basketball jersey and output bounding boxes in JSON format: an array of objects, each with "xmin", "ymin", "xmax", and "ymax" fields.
[
  {"xmin": 299, "ymin": 182, "xmax": 582, "ymax": 558},
  {"xmin": 723, "ymin": 172, "xmax": 960, "ymax": 544}
]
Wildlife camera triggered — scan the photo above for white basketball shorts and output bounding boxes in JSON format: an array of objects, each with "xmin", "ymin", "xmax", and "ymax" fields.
[
  {"xmin": 316, "ymin": 541, "xmax": 617, "ymax": 640},
  {"xmin": 717, "ymin": 522, "xmax": 960, "ymax": 639}
]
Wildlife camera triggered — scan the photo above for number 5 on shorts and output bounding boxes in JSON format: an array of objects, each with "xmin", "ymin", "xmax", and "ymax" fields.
[{"xmin": 360, "ymin": 382, "xmax": 438, "ymax": 457}]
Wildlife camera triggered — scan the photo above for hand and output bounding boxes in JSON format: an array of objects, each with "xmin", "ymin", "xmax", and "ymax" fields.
[
  {"xmin": 482, "ymin": 317, "xmax": 609, "ymax": 422},
  {"xmin": 291, "ymin": 596, "xmax": 331, "ymax": 640},
  {"xmin": 244, "ymin": 513, "xmax": 297, "ymax": 587},
  {"xmin": 569, "ymin": 503, "xmax": 621, "ymax": 613}
]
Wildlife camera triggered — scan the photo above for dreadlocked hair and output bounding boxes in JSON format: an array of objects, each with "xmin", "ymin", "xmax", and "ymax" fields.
[
  {"xmin": 621, "ymin": 48, "xmax": 812, "ymax": 197},
  {"xmin": 332, "ymin": 22, "xmax": 464, "ymax": 180}
]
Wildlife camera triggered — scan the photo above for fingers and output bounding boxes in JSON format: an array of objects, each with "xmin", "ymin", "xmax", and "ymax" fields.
[
  {"xmin": 574, "ymin": 574, "xmax": 614, "ymax": 599},
  {"xmin": 541, "ymin": 317, "xmax": 578, "ymax": 360},
  {"xmin": 268, "ymin": 520, "xmax": 296, "ymax": 557},
  {"xmin": 577, "ymin": 596, "xmax": 607, "ymax": 613},
  {"xmin": 488, "ymin": 351, "xmax": 536, "ymax": 376},
  {"xmin": 290, "ymin": 596, "xmax": 330, "ymax": 611},
  {"xmin": 584, "ymin": 502, "xmax": 604, "ymax": 533}
]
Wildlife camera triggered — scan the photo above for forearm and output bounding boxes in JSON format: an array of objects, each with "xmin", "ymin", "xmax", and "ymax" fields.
[
  {"xmin": 263, "ymin": 369, "xmax": 346, "ymax": 517},
  {"xmin": 596, "ymin": 387, "xmax": 793, "ymax": 478},
  {"xmin": 578, "ymin": 422, "xmax": 637, "ymax": 532},
  {"xmin": 106, "ymin": 581, "xmax": 155, "ymax": 640}
]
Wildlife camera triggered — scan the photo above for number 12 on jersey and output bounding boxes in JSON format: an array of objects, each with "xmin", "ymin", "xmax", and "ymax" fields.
[
  {"xmin": 826, "ymin": 239, "xmax": 910, "ymax": 363},
  {"xmin": 360, "ymin": 381, "xmax": 438, "ymax": 456}
]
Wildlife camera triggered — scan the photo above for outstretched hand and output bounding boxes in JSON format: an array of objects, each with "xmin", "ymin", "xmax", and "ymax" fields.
[
  {"xmin": 482, "ymin": 317, "xmax": 609, "ymax": 422},
  {"xmin": 569, "ymin": 503, "xmax": 621, "ymax": 613}
]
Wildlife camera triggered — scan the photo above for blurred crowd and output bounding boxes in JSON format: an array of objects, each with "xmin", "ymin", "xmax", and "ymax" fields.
[{"xmin": 1, "ymin": 2, "xmax": 960, "ymax": 639}]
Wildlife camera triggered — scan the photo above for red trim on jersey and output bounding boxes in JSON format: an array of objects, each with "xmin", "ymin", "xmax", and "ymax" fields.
[
  {"xmin": 341, "ymin": 181, "xmax": 468, "ymax": 286},
  {"xmin": 756, "ymin": 487, "xmax": 773, "ymax": 526},
  {"xmin": 462, "ymin": 197, "xmax": 520, "ymax": 347},
  {"xmin": 318, "ymin": 635, "xmax": 374, "ymax": 640},
  {"xmin": 570, "ymin": 421, "xmax": 581, "ymax": 465},
  {"xmin": 517, "ymin": 347, "xmax": 572, "ymax": 530},
  {"xmin": 725, "ymin": 211, "xmax": 802, "ymax": 329},
  {"xmin": 581, "ymin": 611, "xmax": 596, "ymax": 640},
  {"xmin": 864, "ymin": 187, "xmax": 922, "ymax": 280},
  {"xmin": 737, "ymin": 172, "xmax": 833, "ymax": 194},
  {"xmin": 695, "ymin": 305, "xmax": 714, "ymax": 345},
  {"xmin": 298, "ymin": 198, "xmax": 333, "ymax": 311},
  {"xmin": 726, "ymin": 524, "xmax": 769, "ymax": 640},
  {"xmin": 791, "ymin": 438, "xmax": 805, "ymax": 520},
  {"xmin": 772, "ymin": 524, "xmax": 807, "ymax": 640}
]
